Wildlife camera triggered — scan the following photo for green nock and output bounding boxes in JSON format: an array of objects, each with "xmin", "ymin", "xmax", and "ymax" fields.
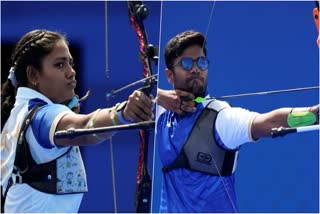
[
  {"xmin": 194, "ymin": 97, "xmax": 206, "ymax": 103},
  {"xmin": 287, "ymin": 111, "xmax": 317, "ymax": 128}
]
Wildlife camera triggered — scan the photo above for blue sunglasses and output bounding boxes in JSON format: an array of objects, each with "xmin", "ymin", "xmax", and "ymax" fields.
[{"xmin": 172, "ymin": 56, "xmax": 209, "ymax": 71}]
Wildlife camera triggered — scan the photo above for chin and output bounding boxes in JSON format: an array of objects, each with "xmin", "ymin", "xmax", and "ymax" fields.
[
  {"xmin": 61, "ymin": 94, "xmax": 74, "ymax": 104},
  {"xmin": 191, "ymin": 83, "xmax": 206, "ymax": 97},
  {"xmin": 192, "ymin": 88, "xmax": 205, "ymax": 98}
]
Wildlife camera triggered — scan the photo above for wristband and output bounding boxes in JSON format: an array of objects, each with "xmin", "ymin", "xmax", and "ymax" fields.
[{"xmin": 116, "ymin": 110, "xmax": 131, "ymax": 124}]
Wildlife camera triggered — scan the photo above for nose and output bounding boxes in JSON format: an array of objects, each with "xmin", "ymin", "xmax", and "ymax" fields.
[
  {"xmin": 190, "ymin": 63, "xmax": 201, "ymax": 74},
  {"xmin": 66, "ymin": 65, "xmax": 76, "ymax": 79}
]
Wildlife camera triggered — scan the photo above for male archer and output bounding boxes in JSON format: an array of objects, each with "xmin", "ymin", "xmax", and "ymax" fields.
[{"xmin": 155, "ymin": 28, "xmax": 319, "ymax": 213}]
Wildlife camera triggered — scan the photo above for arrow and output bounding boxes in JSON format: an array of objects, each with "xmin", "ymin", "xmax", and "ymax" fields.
[{"xmin": 194, "ymin": 85, "xmax": 320, "ymax": 103}]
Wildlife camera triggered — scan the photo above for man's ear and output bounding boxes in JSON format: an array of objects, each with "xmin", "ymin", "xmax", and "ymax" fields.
[
  {"xmin": 26, "ymin": 65, "xmax": 39, "ymax": 86},
  {"xmin": 165, "ymin": 68, "xmax": 174, "ymax": 85},
  {"xmin": 313, "ymin": 8, "xmax": 319, "ymax": 31}
]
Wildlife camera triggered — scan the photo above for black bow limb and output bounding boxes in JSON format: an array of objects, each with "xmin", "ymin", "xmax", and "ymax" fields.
[{"xmin": 127, "ymin": 1, "xmax": 159, "ymax": 213}]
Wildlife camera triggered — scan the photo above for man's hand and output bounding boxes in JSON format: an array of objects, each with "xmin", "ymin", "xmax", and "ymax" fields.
[{"xmin": 157, "ymin": 88, "xmax": 196, "ymax": 115}]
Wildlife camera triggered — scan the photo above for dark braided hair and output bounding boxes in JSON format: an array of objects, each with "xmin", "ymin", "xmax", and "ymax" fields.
[{"xmin": 1, "ymin": 29, "xmax": 67, "ymax": 129}]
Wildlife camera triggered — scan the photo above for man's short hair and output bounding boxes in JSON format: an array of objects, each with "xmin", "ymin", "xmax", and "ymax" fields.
[{"xmin": 164, "ymin": 30, "xmax": 207, "ymax": 69}]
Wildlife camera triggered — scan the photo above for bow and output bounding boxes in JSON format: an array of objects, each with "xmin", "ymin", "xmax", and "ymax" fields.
[
  {"xmin": 55, "ymin": 2, "xmax": 157, "ymax": 212},
  {"xmin": 127, "ymin": 1, "xmax": 158, "ymax": 212}
]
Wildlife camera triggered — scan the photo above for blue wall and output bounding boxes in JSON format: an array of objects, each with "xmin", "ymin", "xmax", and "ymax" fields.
[
  {"xmin": 153, "ymin": 1, "xmax": 319, "ymax": 213},
  {"xmin": 2, "ymin": 1, "xmax": 319, "ymax": 213}
]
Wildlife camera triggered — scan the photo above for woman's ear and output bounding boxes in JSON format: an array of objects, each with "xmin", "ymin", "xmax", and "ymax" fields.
[{"xmin": 26, "ymin": 65, "xmax": 39, "ymax": 87}]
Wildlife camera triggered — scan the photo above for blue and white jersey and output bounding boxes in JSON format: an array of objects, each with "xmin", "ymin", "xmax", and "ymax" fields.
[
  {"xmin": 156, "ymin": 96, "xmax": 258, "ymax": 212},
  {"xmin": 1, "ymin": 87, "xmax": 84, "ymax": 213}
]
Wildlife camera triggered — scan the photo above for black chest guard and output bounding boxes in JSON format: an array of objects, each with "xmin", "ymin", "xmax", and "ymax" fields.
[
  {"xmin": 162, "ymin": 100, "xmax": 239, "ymax": 176},
  {"xmin": 5, "ymin": 105, "xmax": 87, "ymax": 198}
]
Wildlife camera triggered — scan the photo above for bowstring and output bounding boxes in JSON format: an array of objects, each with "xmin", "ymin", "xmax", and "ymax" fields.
[
  {"xmin": 202, "ymin": 1, "xmax": 238, "ymax": 212},
  {"xmin": 105, "ymin": 1, "xmax": 118, "ymax": 212},
  {"xmin": 202, "ymin": 0, "xmax": 216, "ymax": 49}
]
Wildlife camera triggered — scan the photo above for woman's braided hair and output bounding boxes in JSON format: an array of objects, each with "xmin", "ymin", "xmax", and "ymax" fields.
[{"xmin": 1, "ymin": 29, "xmax": 67, "ymax": 129}]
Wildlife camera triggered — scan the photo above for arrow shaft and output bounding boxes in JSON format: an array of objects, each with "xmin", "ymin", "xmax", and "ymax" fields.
[{"xmin": 213, "ymin": 85, "xmax": 319, "ymax": 100}]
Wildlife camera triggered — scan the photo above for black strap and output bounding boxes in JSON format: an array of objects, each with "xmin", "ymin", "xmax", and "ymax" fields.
[
  {"xmin": 162, "ymin": 101, "xmax": 238, "ymax": 176},
  {"xmin": 1, "ymin": 183, "xmax": 6, "ymax": 213},
  {"xmin": 3, "ymin": 105, "xmax": 42, "ymax": 202},
  {"xmin": 14, "ymin": 105, "xmax": 43, "ymax": 173},
  {"xmin": 9, "ymin": 104, "xmax": 76, "ymax": 195},
  {"xmin": 162, "ymin": 149, "xmax": 189, "ymax": 172}
]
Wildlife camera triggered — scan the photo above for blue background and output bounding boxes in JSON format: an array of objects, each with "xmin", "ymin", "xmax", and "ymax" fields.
[
  {"xmin": 1, "ymin": 1, "xmax": 319, "ymax": 213},
  {"xmin": 152, "ymin": 1, "xmax": 319, "ymax": 213}
]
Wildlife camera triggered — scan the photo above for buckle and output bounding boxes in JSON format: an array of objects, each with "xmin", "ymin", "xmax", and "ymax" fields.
[{"xmin": 12, "ymin": 172, "xmax": 23, "ymax": 184}]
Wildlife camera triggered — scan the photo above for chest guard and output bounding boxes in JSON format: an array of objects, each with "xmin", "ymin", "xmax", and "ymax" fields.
[
  {"xmin": 162, "ymin": 100, "xmax": 239, "ymax": 176},
  {"xmin": 9, "ymin": 105, "xmax": 88, "ymax": 195}
]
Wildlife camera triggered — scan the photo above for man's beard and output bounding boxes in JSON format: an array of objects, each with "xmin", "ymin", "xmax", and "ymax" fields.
[{"xmin": 174, "ymin": 75, "xmax": 207, "ymax": 98}]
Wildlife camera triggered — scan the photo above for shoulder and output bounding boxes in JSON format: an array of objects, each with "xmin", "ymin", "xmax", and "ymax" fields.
[
  {"xmin": 205, "ymin": 99, "xmax": 231, "ymax": 112},
  {"xmin": 28, "ymin": 98, "xmax": 71, "ymax": 113}
]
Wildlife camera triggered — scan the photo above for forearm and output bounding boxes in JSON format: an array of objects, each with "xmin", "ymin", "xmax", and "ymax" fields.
[
  {"xmin": 252, "ymin": 105, "xmax": 319, "ymax": 139},
  {"xmin": 156, "ymin": 88, "xmax": 167, "ymax": 107},
  {"xmin": 55, "ymin": 107, "xmax": 121, "ymax": 146}
]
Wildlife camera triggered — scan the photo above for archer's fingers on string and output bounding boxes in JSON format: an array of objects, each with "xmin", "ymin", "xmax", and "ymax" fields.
[
  {"xmin": 184, "ymin": 99, "xmax": 196, "ymax": 107},
  {"xmin": 178, "ymin": 90, "xmax": 195, "ymax": 100},
  {"xmin": 181, "ymin": 104, "xmax": 196, "ymax": 113},
  {"xmin": 174, "ymin": 107, "xmax": 183, "ymax": 115},
  {"xmin": 180, "ymin": 95, "xmax": 192, "ymax": 101},
  {"xmin": 182, "ymin": 100, "xmax": 196, "ymax": 112}
]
